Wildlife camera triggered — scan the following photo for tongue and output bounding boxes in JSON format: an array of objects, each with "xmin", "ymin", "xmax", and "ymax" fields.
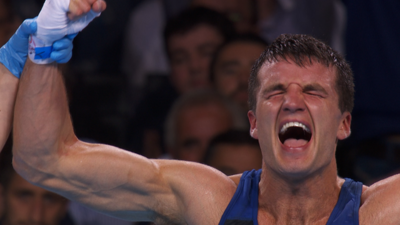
[{"xmin": 283, "ymin": 138, "xmax": 308, "ymax": 148}]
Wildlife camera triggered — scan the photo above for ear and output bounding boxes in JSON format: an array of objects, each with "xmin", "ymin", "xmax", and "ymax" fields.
[
  {"xmin": 337, "ymin": 112, "xmax": 351, "ymax": 140},
  {"xmin": 248, "ymin": 110, "xmax": 258, "ymax": 139}
]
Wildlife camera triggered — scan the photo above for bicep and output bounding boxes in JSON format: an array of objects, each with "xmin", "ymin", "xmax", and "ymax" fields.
[
  {"xmin": 360, "ymin": 174, "xmax": 400, "ymax": 225},
  {"xmin": 42, "ymin": 141, "xmax": 236, "ymax": 223},
  {"xmin": 39, "ymin": 141, "xmax": 170, "ymax": 220},
  {"xmin": 0, "ymin": 64, "xmax": 18, "ymax": 150}
]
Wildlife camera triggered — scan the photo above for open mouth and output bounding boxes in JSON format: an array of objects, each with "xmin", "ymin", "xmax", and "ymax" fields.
[{"xmin": 279, "ymin": 122, "xmax": 312, "ymax": 148}]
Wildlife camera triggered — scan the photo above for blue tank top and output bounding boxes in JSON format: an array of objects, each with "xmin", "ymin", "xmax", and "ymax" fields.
[{"xmin": 219, "ymin": 169, "xmax": 363, "ymax": 225}]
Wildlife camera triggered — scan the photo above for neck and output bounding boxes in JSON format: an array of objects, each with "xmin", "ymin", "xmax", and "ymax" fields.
[{"xmin": 258, "ymin": 159, "xmax": 343, "ymax": 224}]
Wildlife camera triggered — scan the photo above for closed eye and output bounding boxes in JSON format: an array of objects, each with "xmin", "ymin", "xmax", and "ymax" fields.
[
  {"xmin": 266, "ymin": 91, "xmax": 285, "ymax": 99},
  {"xmin": 263, "ymin": 84, "xmax": 286, "ymax": 99},
  {"xmin": 305, "ymin": 91, "xmax": 325, "ymax": 98},
  {"xmin": 303, "ymin": 84, "xmax": 328, "ymax": 98}
]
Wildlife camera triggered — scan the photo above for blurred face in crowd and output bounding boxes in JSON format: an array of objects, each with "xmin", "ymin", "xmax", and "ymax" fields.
[
  {"xmin": 208, "ymin": 144, "xmax": 262, "ymax": 175},
  {"xmin": 1, "ymin": 172, "xmax": 68, "ymax": 225},
  {"xmin": 168, "ymin": 24, "xmax": 224, "ymax": 94},
  {"xmin": 173, "ymin": 103, "xmax": 233, "ymax": 162},
  {"xmin": 213, "ymin": 41, "xmax": 265, "ymax": 110}
]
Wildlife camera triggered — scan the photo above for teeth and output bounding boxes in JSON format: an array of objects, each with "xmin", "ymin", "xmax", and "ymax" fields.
[{"xmin": 280, "ymin": 122, "xmax": 310, "ymax": 133}]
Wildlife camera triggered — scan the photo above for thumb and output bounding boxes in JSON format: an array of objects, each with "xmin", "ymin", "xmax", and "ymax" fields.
[
  {"xmin": 17, "ymin": 18, "xmax": 38, "ymax": 38},
  {"xmin": 67, "ymin": 10, "xmax": 99, "ymax": 34}
]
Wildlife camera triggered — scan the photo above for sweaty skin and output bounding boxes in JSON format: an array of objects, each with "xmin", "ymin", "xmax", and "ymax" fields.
[
  {"xmin": 10, "ymin": 2, "xmax": 400, "ymax": 224},
  {"xmin": 13, "ymin": 60, "xmax": 237, "ymax": 224},
  {"xmin": 12, "ymin": 58, "xmax": 400, "ymax": 225}
]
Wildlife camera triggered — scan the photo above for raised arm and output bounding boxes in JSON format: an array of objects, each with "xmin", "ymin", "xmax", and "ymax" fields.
[
  {"xmin": 12, "ymin": 0, "xmax": 236, "ymax": 223},
  {"xmin": 0, "ymin": 18, "xmax": 37, "ymax": 150},
  {"xmin": 13, "ymin": 58, "xmax": 236, "ymax": 223},
  {"xmin": 0, "ymin": 64, "xmax": 18, "ymax": 149}
]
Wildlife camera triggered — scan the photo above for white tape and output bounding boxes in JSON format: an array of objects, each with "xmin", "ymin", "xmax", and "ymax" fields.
[
  {"xmin": 31, "ymin": 0, "xmax": 101, "ymax": 64},
  {"xmin": 28, "ymin": 35, "xmax": 54, "ymax": 64}
]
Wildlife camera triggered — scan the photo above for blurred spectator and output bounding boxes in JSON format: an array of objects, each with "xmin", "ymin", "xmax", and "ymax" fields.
[
  {"xmin": 211, "ymin": 34, "xmax": 267, "ymax": 112},
  {"xmin": 122, "ymin": 0, "xmax": 170, "ymax": 99},
  {"xmin": 0, "ymin": 138, "xmax": 132, "ymax": 225},
  {"xmin": 125, "ymin": 7, "xmax": 235, "ymax": 158},
  {"xmin": 122, "ymin": 0, "xmax": 256, "ymax": 98},
  {"xmin": 164, "ymin": 7, "xmax": 235, "ymax": 94},
  {"xmin": 0, "ymin": 143, "xmax": 73, "ymax": 225},
  {"xmin": 68, "ymin": 201, "xmax": 133, "ymax": 225},
  {"xmin": 164, "ymin": 90, "xmax": 248, "ymax": 162},
  {"xmin": 257, "ymin": 0, "xmax": 346, "ymax": 53},
  {"xmin": 204, "ymin": 130, "xmax": 262, "ymax": 175}
]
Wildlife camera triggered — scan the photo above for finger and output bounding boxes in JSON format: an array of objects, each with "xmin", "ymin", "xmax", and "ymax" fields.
[
  {"xmin": 68, "ymin": 10, "xmax": 99, "ymax": 34},
  {"xmin": 92, "ymin": 0, "xmax": 106, "ymax": 13},
  {"xmin": 17, "ymin": 18, "xmax": 37, "ymax": 38},
  {"xmin": 56, "ymin": 51, "xmax": 73, "ymax": 64},
  {"xmin": 52, "ymin": 37, "xmax": 73, "ymax": 51},
  {"xmin": 68, "ymin": 0, "xmax": 92, "ymax": 20},
  {"xmin": 50, "ymin": 47, "xmax": 73, "ymax": 62},
  {"xmin": 67, "ymin": 33, "xmax": 78, "ymax": 40}
]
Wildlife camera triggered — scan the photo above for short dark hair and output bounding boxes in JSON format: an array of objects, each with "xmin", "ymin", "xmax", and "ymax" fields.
[
  {"xmin": 210, "ymin": 33, "xmax": 268, "ymax": 82},
  {"xmin": 248, "ymin": 34, "xmax": 354, "ymax": 113},
  {"xmin": 204, "ymin": 129, "xmax": 259, "ymax": 164},
  {"xmin": 163, "ymin": 7, "xmax": 236, "ymax": 57}
]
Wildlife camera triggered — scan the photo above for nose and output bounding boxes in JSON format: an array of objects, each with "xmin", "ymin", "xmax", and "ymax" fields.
[
  {"xmin": 282, "ymin": 84, "xmax": 306, "ymax": 113},
  {"xmin": 188, "ymin": 56, "xmax": 203, "ymax": 76},
  {"xmin": 30, "ymin": 198, "xmax": 45, "ymax": 223}
]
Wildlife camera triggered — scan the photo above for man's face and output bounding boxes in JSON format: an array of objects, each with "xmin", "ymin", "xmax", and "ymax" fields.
[
  {"xmin": 208, "ymin": 144, "xmax": 262, "ymax": 176},
  {"xmin": 214, "ymin": 41, "xmax": 265, "ymax": 110},
  {"xmin": 174, "ymin": 103, "xmax": 233, "ymax": 162},
  {"xmin": 168, "ymin": 24, "xmax": 224, "ymax": 94},
  {"xmin": 2, "ymin": 173, "xmax": 68, "ymax": 225},
  {"xmin": 248, "ymin": 59, "xmax": 351, "ymax": 179}
]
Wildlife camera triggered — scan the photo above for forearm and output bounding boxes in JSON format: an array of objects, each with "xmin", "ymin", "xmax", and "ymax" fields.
[
  {"xmin": 0, "ymin": 63, "xmax": 19, "ymax": 150},
  {"xmin": 13, "ymin": 59, "xmax": 77, "ymax": 180}
]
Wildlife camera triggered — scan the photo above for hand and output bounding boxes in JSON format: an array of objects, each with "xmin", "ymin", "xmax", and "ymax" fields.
[
  {"xmin": 50, "ymin": 34, "xmax": 78, "ymax": 64},
  {"xmin": 0, "ymin": 18, "xmax": 37, "ymax": 78},
  {"xmin": 30, "ymin": 0, "xmax": 106, "ymax": 64},
  {"xmin": 68, "ymin": 0, "xmax": 107, "ymax": 20}
]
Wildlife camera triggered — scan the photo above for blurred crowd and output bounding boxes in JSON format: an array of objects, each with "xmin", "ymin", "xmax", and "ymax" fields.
[{"xmin": 1, "ymin": 0, "xmax": 400, "ymax": 224}]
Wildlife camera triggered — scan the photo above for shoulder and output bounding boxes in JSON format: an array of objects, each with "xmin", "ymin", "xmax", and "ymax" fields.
[
  {"xmin": 229, "ymin": 174, "xmax": 242, "ymax": 186},
  {"xmin": 153, "ymin": 160, "xmax": 238, "ymax": 224},
  {"xmin": 359, "ymin": 174, "xmax": 400, "ymax": 225}
]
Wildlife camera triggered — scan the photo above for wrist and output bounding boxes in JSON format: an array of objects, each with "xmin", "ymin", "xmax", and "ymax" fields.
[{"xmin": 28, "ymin": 35, "xmax": 55, "ymax": 64}]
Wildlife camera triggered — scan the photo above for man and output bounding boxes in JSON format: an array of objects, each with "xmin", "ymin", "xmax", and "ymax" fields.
[
  {"xmin": 211, "ymin": 34, "xmax": 267, "ymax": 111},
  {"xmin": 204, "ymin": 129, "xmax": 262, "ymax": 175},
  {"xmin": 164, "ymin": 90, "xmax": 247, "ymax": 162},
  {"xmin": 126, "ymin": 7, "xmax": 235, "ymax": 158},
  {"xmin": 9, "ymin": 1, "xmax": 400, "ymax": 224},
  {"xmin": 0, "ymin": 157, "xmax": 72, "ymax": 225}
]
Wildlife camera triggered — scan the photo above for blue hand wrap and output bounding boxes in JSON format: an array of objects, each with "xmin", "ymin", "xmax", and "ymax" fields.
[
  {"xmin": 34, "ymin": 46, "xmax": 53, "ymax": 60},
  {"xmin": 0, "ymin": 19, "xmax": 37, "ymax": 78}
]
